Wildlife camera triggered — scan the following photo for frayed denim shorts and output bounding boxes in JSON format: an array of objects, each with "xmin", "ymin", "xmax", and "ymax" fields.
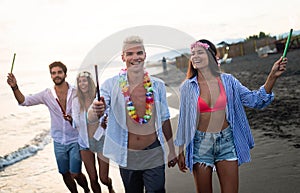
[{"xmin": 193, "ymin": 126, "xmax": 237, "ymax": 168}]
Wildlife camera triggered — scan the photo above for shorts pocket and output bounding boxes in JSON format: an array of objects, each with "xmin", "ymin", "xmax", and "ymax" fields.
[{"xmin": 194, "ymin": 129, "xmax": 206, "ymax": 141}]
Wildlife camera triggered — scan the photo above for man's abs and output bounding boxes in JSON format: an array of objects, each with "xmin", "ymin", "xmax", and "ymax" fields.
[{"xmin": 128, "ymin": 132, "xmax": 157, "ymax": 150}]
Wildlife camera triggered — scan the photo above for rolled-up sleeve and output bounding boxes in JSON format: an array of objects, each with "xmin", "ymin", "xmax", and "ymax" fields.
[
  {"xmin": 21, "ymin": 90, "xmax": 47, "ymax": 106},
  {"xmin": 235, "ymin": 77, "xmax": 274, "ymax": 109}
]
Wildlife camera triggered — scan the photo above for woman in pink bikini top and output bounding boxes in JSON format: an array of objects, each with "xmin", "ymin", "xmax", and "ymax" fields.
[
  {"xmin": 176, "ymin": 39, "xmax": 287, "ymax": 193},
  {"xmin": 197, "ymin": 77, "xmax": 227, "ymax": 113}
]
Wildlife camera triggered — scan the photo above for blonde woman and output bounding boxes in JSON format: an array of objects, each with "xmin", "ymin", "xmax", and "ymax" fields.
[{"xmin": 72, "ymin": 71, "xmax": 114, "ymax": 193}]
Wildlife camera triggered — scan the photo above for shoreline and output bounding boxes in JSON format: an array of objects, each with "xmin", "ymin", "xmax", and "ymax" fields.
[{"xmin": 1, "ymin": 50, "xmax": 299, "ymax": 192}]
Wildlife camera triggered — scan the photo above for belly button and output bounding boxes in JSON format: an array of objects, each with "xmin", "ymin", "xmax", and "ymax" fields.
[{"xmin": 136, "ymin": 137, "xmax": 140, "ymax": 140}]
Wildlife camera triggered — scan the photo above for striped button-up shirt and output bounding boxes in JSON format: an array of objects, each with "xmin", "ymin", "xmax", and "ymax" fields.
[
  {"xmin": 175, "ymin": 73, "xmax": 274, "ymax": 172},
  {"xmin": 100, "ymin": 73, "xmax": 170, "ymax": 167}
]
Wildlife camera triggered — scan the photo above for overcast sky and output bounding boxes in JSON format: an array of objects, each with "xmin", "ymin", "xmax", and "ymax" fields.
[{"xmin": 1, "ymin": 0, "xmax": 299, "ymax": 72}]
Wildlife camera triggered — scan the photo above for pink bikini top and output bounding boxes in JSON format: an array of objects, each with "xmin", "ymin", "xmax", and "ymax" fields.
[{"xmin": 197, "ymin": 78, "xmax": 227, "ymax": 113}]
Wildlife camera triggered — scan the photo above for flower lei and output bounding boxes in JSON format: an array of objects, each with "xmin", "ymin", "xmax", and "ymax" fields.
[{"xmin": 119, "ymin": 69, "xmax": 154, "ymax": 124}]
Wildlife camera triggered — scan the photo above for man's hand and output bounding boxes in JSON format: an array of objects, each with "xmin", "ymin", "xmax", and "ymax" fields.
[
  {"xmin": 63, "ymin": 114, "xmax": 73, "ymax": 124},
  {"xmin": 92, "ymin": 97, "xmax": 106, "ymax": 118},
  {"xmin": 7, "ymin": 73, "xmax": 17, "ymax": 88},
  {"xmin": 167, "ymin": 151, "xmax": 178, "ymax": 168},
  {"xmin": 101, "ymin": 113, "xmax": 108, "ymax": 129}
]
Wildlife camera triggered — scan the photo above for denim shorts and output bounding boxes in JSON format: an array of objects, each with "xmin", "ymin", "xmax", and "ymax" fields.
[
  {"xmin": 193, "ymin": 126, "xmax": 237, "ymax": 168},
  {"xmin": 54, "ymin": 141, "xmax": 82, "ymax": 174}
]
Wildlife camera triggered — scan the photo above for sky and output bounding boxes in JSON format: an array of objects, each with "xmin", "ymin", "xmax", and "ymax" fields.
[{"xmin": 1, "ymin": 0, "xmax": 299, "ymax": 73}]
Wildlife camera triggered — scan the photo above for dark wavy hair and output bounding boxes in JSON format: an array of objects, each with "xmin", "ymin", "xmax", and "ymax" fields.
[
  {"xmin": 186, "ymin": 39, "xmax": 221, "ymax": 79},
  {"xmin": 49, "ymin": 61, "xmax": 67, "ymax": 74}
]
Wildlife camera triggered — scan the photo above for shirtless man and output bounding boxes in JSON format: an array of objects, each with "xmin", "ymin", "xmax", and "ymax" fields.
[{"xmin": 88, "ymin": 36, "xmax": 177, "ymax": 193}]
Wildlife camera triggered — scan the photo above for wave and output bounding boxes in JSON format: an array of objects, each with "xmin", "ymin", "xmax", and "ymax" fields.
[{"xmin": 0, "ymin": 130, "xmax": 51, "ymax": 170}]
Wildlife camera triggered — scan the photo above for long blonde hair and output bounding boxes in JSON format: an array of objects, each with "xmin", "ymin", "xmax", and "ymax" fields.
[{"xmin": 76, "ymin": 71, "xmax": 96, "ymax": 112}]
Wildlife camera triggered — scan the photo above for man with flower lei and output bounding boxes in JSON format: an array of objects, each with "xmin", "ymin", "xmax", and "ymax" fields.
[{"xmin": 88, "ymin": 36, "xmax": 177, "ymax": 193}]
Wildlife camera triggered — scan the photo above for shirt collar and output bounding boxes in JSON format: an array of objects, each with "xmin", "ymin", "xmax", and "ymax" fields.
[{"xmin": 189, "ymin": 76, "xmax": 198, "ymax": 84}]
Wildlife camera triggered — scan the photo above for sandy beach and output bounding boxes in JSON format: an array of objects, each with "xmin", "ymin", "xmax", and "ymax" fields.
[
  {"xmin": 1, "ymin": 49, "xmax": 299, "ymax": 193},
  {"xmin": 155, "ymin": 49, "xmax": 300, "ymax": 193}
]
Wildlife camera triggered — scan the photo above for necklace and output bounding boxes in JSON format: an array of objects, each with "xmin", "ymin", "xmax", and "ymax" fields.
[{"xmin": 119, "ymin": 69, "xmax": 154, "ymax": 124}]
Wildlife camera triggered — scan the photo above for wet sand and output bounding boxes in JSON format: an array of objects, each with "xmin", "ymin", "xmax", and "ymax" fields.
[{"xmin": 1, "ymin": 50, "xmax": 299, "ymax": 192}]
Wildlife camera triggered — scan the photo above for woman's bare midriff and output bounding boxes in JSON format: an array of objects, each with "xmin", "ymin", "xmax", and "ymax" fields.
[{"xmin": 197, "ymin": 110, "xmax": 229, "ymax": 133}]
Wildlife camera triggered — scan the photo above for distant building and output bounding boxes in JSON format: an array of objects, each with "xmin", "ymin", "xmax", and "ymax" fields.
[
  {"xmin": 175, "ymin": 35, "xmax": 300, "ymax": 71},
  {"xmin": 217, "ymin": 37, "xmax": 277, "ymax": 58}
]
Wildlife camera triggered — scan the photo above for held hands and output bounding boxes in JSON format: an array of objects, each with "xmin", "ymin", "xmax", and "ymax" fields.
[
  {"xmin": 167, "ymin": 151, "xmax": 178, "ymax": 168},
  {"xmin": 177, "ymin": 152, "xmax": 188, "ymax": 173}
]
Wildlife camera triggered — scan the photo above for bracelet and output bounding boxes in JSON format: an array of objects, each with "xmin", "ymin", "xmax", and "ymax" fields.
[{"xmin": 11, "ymin": 85, "xmax": 19, "ymax": 91}]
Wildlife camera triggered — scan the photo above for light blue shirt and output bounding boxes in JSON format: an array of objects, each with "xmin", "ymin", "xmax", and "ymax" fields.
[
  {"xmin": 21, "ymin": 83, "xmax": 78, "ymax": 145},
  {"xmin": 100, "ymin": 73, "xmax": 170, "ymax": 167},
  {"xmin": 175, "ymin": 73, "xmax": 274, "ymax": 172}
]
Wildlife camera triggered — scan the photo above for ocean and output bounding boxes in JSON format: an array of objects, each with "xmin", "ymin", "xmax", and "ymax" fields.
[
  {"xmin": 0, "ymin": 63, "xmax": 180, "ymax": 193},
  {"xmin": 1, "ymin": 52, "xmax": 299, "ymax": 192},
  {"xmin": 0, "ymin": 64, "xmax": 177, "ymax": 168},
  {"xmin": 0, "ymin": 70, "xmax": 53, "ymax": 168}
]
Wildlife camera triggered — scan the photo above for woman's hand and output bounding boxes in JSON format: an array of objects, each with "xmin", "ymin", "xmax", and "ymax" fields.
[
  {"xmin": 264, "ymin": 56, "xmax": 288, "ymax": 93},
  {"xmin": 270, "ymin": 57, "xmax": 287, "ymax": 78},
  {"xmin": 178, "ymin": 152, "xmax": 188, "ymax": 173}
]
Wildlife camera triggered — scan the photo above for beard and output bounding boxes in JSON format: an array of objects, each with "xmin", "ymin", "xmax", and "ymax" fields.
[{"xmin": 53, "ymin": 77, "xmax": 65, "ymax": 85}]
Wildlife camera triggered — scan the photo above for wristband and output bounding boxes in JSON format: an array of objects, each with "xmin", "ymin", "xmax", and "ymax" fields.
[{"xmin": 11, "ymin": 85, "xmax": 19, "ymax": 91}]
